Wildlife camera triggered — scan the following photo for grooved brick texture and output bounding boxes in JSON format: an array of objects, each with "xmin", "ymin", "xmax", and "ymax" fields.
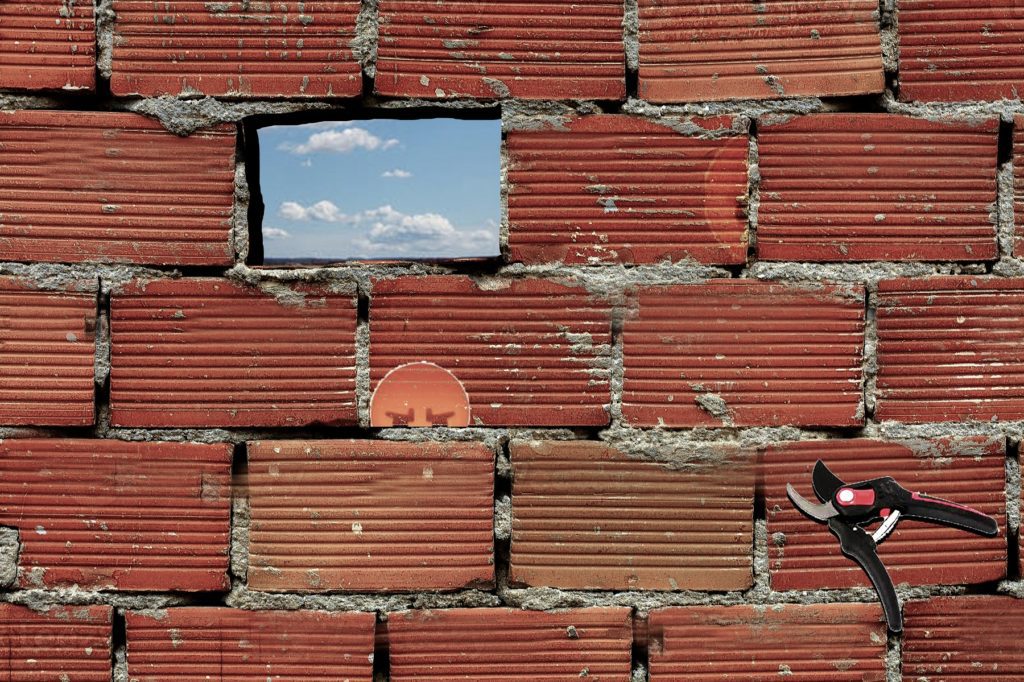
[
  {"xmin": 370, "ymin": 276, "xmax": 612, "ymax": 426},
  {"xmin": 622, "ymin": 280, "xmax": 865, "ymax": 428},
  {"xmin": 0, "ymin": 277, "xmax": 96, "ymax": 426},
  {"xmin": 637, "ymin": 0, "xmax": 884, "ymax": 102},
  {"xmin": 899, "ymin": 0, "xmax": 1024, "ymax": 102},
  {"xmin": 510, "ymin": 440, "xmax": 754, "ymax": 591},
  {"xmin": 0, "ymin": 0, "xmax": 95, "ymax": 91},
  {"xmin": 375, "ymin": 0, "xmax": 626, "ymax": 100},
  {"xmin": 0, "ymin": 603, "xmax": 112, "ymax": 682},
  {"xmin": 648, "ymin": 603, "xmax": 886, "ymax": 680},
  {"xmin": 126, "ymin": 608, "xmax": 376, "ymax": 681},
  {"xmin": 110, "ymin": 278, "xmax": 358, "ymax": 428},
  {"xmin": 0, "ymin": 439, "xmax": 232, "ymax": 591},
  {"xmin": 876, "ymin": 277, "xmax": 1024, "ymax": 422},
  {"xmin": 903, "ymin": 596, "xmax": 1024, "ymax": 680},
  {"xmin": 506, "ymin": 115, "xmax": 750, "ymax": 266},
  {"xmin": 247, "ymin": 440, "xmax": 494, "ymax": 592},
  {"xmin": 110, "ymin": 0, "xmax": 362, "ymax": 98},
  {"xmin": 758, "ymin": 114, "xmax": 999, "ymax": 262},
  {"xmin": 388, "ymin": 607, "xmax": 633, "ymax": 681},
  {"xmin": 764, "ymin": 437, "xmax": 1006, "ymax": 591},
  {"xmin": 0, "ymin": 111, "xmax": 236, "ymax": 266}
]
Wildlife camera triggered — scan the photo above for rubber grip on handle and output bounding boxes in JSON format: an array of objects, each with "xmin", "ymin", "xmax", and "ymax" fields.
[
  {"xmin": 828, "ymin": 518, "xmax": 902, "ymax": 633},
  {"xmin": 906, "ymin": 492, "xmax": 999, "ymax": 537}
]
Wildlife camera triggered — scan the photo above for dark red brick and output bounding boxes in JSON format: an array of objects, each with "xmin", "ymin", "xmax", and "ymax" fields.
[
  {"xmin": 758, "ymin": 114, "xmax": 999, "ymax": 262},
  {"xmin": 0, "ymin": 0, "xmax": 95, "ymax": 91},
  {"xmin": 110, "ymin": 278, "xmax": 358, "ymax": 428},
  {"xmin": 0, "ymin": 603, "xmax": 111, "ymax": 681},
  {"xmin": 622, "ymin": 280, "xmax": 865, "ymax": 428},
  {"xmin": 375, "ymin": 0, "xmax": 626, "ymax": 100}
]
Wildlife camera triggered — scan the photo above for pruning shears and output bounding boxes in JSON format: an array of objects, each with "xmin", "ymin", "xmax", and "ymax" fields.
[{"xmin": 786, "ymin": 460, "xmax": 999, "ymax": 633}]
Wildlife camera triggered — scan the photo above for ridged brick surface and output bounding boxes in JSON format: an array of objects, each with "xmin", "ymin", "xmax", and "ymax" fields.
[
  {"xmin": 903, "ymin": 596, "xmax": 1024, "ymax": 680},
  {"xmin": 388, "ymin": 607, "xmax": 633, "ymax": 681},
  {"xmin": 507, "ymin": 115, "xmax": 749, "ymax": 265},
  {"xmin": 758, "ymin": 114, "xmax": 999, "ymax": 261},
  {"xmin": 899, "ymin": 0, "xmax": 1024, "ymax": 102},
  {"xmin": 126, "ymin": 608, "xmax": 376, "ymax": 681},
  {"xmin": 375, "ymin": 0, "xmax": 626, "ymax": 100},
  {"xmin": 648, "ymin": 603, "xmax": 886, "ymax": 680},
  {"xmin": 876, "ymin": 277, "xmax": 1024, "ymax": 422},
  {"xmin": 0, "ymin": 0, "xmax": 95, "ymax": 91},
  {"xmin": 0, "ymin": 277, "xmax": 96, "ymax": 426},
  {"xmin": 764, "ymin": 437, "xmax": 1006, "ymax": 591},
  {"xmin": 370, "ymin": 276, "xmax": 612, "ymax": 426},
  {"xmin": 0, "ymin": 110, "xmax": 236, "ymax": 265},
  {"xmin": 0, "ymin": 439, "xmax": 232, "ymax": 591},
  {"xmin": 637, "ymin": 0, "xmax": 884, "ymax": 102},
  {"xmin": 247, "ymin": 439, "xmax": 494, "ymax": 592},
  {"xmin": 110, "ymin": 0, "xmax": 362, "ymax": 97},
  {"xmin": 0, "ymin": 603, "xmax": 111, "ymax": 681},
  {"xmin": 510, "ymin": 440, "xmax": 754, "ymax": 591},
  {"xmin": 622, "ymin": 280, "xmax": 865, "ymax": 427},
  {"xmin": 110, "ymin": 278, "xmax": 358, "ymax": 428}
]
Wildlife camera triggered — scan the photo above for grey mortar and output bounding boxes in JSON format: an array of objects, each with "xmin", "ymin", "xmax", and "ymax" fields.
[
  {"xmin": 494, "ymin": 495, "xmax": 512, "ymax": 542},
  {"xmin": 95, "ymin": 0, "xmax": 115, "ymax": 80},
  {"xmin": 746, "ymin": 261, "xmax": 986, "ymax": 286},
  {"xmin": 882, "ymin": 93, "xmax": 1024, "ymax": 124},
  {"xmin": 0, "ymin": 94, "xmax": 66, "ymax": 110},
  {"xmin": 746, "ymin": 132, "xmax": 760, "ymax": 253},
  {"xmin": 123, "ymin": 97, "xmax": 336, "ymax": 136},
  {"xmin": 876, "ymin": 420, "xmax": 1024, "ymax": 444},
  {"xmin": 993, "ymin": 258, "xmax": 1024, "ymax": 276},
  {"xmin": 0, "ymin": 263, "xmax": 173, "ymax": 295},
  {"xmin": 499, "ymin": 128, "xmax": 510, "ymax": 259},
  {"xmin": 0, "ymin": 588, "xmax": 185, "ymax": 612},
  {"xmin": 623, "ymin": 96, "xmax": 825, "ymax": 122},
  {"xmin": 886, "ymin": 631, "xmax": 902, "ymax": 682},
  {"xmin": 631, "ymin": 664, "xmax": 648, "ymax": 682},
  {"xmin": 0, "ymin": 527, "xmax": 19, "ymax": 588},
  {"xmin": 501, "ymin": 100, "xmax": 601, "ymax": 132},
  {"xmin": 1007, "ymin": 455, "xmax": 1021, "ymax": 539},
  {"xmin": 93, "ymin": 297, "xmax": 111, "ymax": 387},
  {"xmin": 113, "ymin": 645, "xmax": 129, "ymax": 682},
  {"xmin": 749, "ymin": 518, "xmax": 770, "ymax": 600},
  {"xmin": 355, "ymin": 315, "xmax": 371, "ymax": 427},
  {"xmin": 996, "ymin": 159, "xmax": 1016, "ymax": 260},
  {"xmin": 231, "ymin": 158, "xmax": 250, "ymax": 263},
  {"xmin": 229, "ymin": 491, "xmax": 250, "ymax": 583},
  {"xmin": 879, "ymin": 0, "xmax": 900, "ymax": 78},
  {"xmin": 623, "ymin": 0, "xmax": 640, "ymax": 73},
  {"xmin": 226, "ymin": 584, "xmax": 502, "ymax": 612},
  {"xmin": 862, "ymin": 296, "xmax": 879, "ymax": 417},
  {"xmin": 350, "ymin": 0, "xmax": 379, "ymax": 79}
]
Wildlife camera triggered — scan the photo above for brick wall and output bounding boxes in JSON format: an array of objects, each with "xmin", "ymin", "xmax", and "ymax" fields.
[{"xmin": 2, "ymin": 1, "xmax": 1024, "ymax": 680}]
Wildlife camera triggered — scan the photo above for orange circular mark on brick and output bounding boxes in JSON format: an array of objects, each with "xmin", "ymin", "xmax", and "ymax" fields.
[{"xmin": 370, "ymin": 362, "xmax": 471, "ymax": 427}]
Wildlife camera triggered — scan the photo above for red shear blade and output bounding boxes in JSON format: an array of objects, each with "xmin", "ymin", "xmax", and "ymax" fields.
[{"xmin": 787, "ymin": 484, "xmax": 840, "ymax": 521}]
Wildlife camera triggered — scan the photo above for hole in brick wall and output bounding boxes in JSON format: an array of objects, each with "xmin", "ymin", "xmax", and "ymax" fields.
[{"xmin": 251, "ymin": 116, "xmax": 501, "ymax": 265}]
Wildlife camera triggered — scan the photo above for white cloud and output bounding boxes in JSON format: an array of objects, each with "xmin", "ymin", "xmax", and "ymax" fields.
[
  {"xmin": 301, "ymin": 159, "xmax": 312, "ymax": 167},
  {"xmin": 278, "ymin": 201, "xmax": 311, "ymax": 221},
  {"xmin": 281, "ymin": 126, "xmax": 399, "ymax": 155},
  {"xmin": 382, "ymin": 169, "xmax": 412, "ymax": 179},
  {"xmin": 262, "ymin": 226, "xmax": 291, "ymax": 240}
]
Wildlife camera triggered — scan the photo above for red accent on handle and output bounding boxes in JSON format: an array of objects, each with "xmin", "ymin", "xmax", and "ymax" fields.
[
  {"xmin": 880, "ymin": 508, "xmax": 891, "ymax": 518},
  {"xmin": 911, "ymin": 491, "xmax": 982, "ymax": 514},
  {"xmin": 836, "ymin": 487, "xmax": 875, "ymax": 507}
]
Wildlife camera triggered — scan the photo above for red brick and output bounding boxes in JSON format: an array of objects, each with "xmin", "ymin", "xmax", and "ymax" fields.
[
  {"xmin": 0, "ymin": 439, "xmax": 231, "ymax": 591},
  {"xmin": 247, "ymin": 439, "xmax": 494, "ymax": 592},
  {"xmin": 903, "ymin": 596, "xmax": 1024, "ymax": 680},
  {"xmin": 375, "ymin": 0, "xmax": 626, "ymax": 100},
  {"xmin": 622, "ymin": 280, "xmax": 865, "ymax": 428},
  {"xmin": 0, "ymin": 277, "xmax": 96, "ymax": 426},
  {"xmin": 638, "ymin": 0, "xmax": 884, "ymax": 102},
  {"xmin": 370, "ymin": 276, "xmax": 612, "ymax": 427},
  {"xmin": 648, "ymin": 603, "xmax": 886, "ymax": 680},
  {"xmin": 876, "ymin": 277, "xmax": 1024, "ymax": 422},
  {"xmin": 0, "ymin": 111, "xmax": 236, "ymax": 266},
  {"xmin": 0, "ymin": 603, "xmax": 111, "ymax": 681},
  {"xmin": 510, "ymin": 440, "xmax": 754, "ymax": 591},
  {"xmin": 126, "ymin": 608, "xmax": 375, "ymax": 680},
  {"xmin": 1015, "ymin": 115, "xmax": 1024, "ymax": 257},
  {"xmin": 507, "ymin": 115, "xmax": 749, "ymax": 266},
  {"xmin": 110, "ymin": 0, "xmax": 362, "ymax": 98},
  {"xmin": 899, "ymin": 0, "xmax": 1024, "ymax": 102},
  {"xmin": 388, "ymin": 607, "xmax": 633, "ymax": 681},
  {"xmin": 0, "ymin": 0, "xmax": 95, "ymax": 91},
  {"xmin": 110, "ymin": 278, "xmax": 358, "ymax": 428},
  {"xmin": 758, "ymin": 114, "xmax": 999, "ymax": 262},
  {"xmin": 764, "ymin": 437, "xmax": 1006, "ymax": 591}
]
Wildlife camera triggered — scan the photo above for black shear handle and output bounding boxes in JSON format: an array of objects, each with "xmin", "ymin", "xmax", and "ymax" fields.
[
  {"xmin": 902, "ymin": 491, "xmax": 999, "ymax": 537},
  {"xmin": 828, "ymin": 518, "xmax": 902, "ymax": 633}
]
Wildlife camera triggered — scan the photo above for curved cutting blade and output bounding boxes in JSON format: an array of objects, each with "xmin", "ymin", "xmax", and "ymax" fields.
[
  {"xmin": 787, "ymin": 483, "xmax": 839, "ymax": 521},
  {"xmin": 811, "ymin": 459, "xmax": 847, "ymax": 503}
]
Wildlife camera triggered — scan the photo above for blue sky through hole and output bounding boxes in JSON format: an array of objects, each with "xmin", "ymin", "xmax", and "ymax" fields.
[{"xmin": 258, "ymin": 118, "xmax": 501, "ymax": 262}]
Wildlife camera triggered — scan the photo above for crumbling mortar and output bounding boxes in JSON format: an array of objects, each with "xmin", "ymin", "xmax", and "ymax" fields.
[
  {"xmin": 882, "ymin": 93, "xmax": 1024, "ymax": 124},
  {"xmin": 0, "ymin": 262, "xmax": 176, "ymax": 295},
  {"xmin": 0, "ymin": 588, "xmax": 186, "ymax": 612},
  {"xmin": 112, "ymin": 645, "xmax": 128, "ymax": 682},
  {"xmin": 996, "ymin": 158, "xmax": 1016, "ymax": 259},
  {"xmin": 746, "ymin": 129, "xmax": 760, "ymax": 260},
  {"xmin": 231, "ymin": 157, "xmax": 250, "ymax": 263},
  {"xmin": 0, "ymin": 527, "xmax": 20, "ymax": 589},
  {"xmin": 623, "ymin": 96, "xmax": 825, "ymax": 123},
  {"xmin": 229, "ymin": 492, "xmax": 250, "ymax": 585},
  {"xmin": 877, "ymin": 420, "xmax": 1024, "ymax": 444},
  {"xmin": 501, "ymin": 100, "xmax": 602, "ymax": 132},
  {"xmin": 885, "ymin": 631, "xmax": 902, "ymax": 682},
  {"xmin": 862, "ymin": 294, "xmax": 879, "ymax": 418},
  {"xmin": 355, "ymin": 313, "xmax": 372, "ymax": 428},
  {"xmin": 95, "ymin": 0, "xmax": 115, "ymax": 81},
  {"xmin": 499, "ymin": 129, "xmax": 511, "ymax": 260},
  {"xmin": 226, "ymin": 584, "xmax": 502, "ymax": 611},
  {"xmin": 1007, "ymin": 455, "xmax": 1021, "ymax": 538},
  {"xmin": 878, "ymin": 0, "xmax": 899, "ymax": 80},
  {"xmin": 746, "ymin": 261, "xmax": 987, "ymax": 285},
  {"xmin": 350, "ymin": 0, "xmax": 379, "ymax": 79}
]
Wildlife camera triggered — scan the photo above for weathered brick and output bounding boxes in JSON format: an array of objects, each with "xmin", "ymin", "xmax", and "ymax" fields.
[
  {"xmin": 126, "ymin": 608, "xmax": 375, "ymax": 680},
  {"xmin": 510, "ymin": 440, "xmax": 754, "ymax": 591},
  {"xmin": 899, "ymin": 0, "xmax": 1024, "ymax": 102},
  {"xmin": 0, "ymin": 111, "xmax": 236, "ymax": 265},
  {"xmin": 0, "ymin": 277, "xmax": 96, "ymax": 426},
  {"xmin": 764, "ymin": 437, "xmax": 1006, "ymax": 591},
  {"xmin": 370, "ymin": 276, "xmax": 612, "ymax": 427},
  {"xmin": 507, "ymin": 115, "xmax": 749, "ymax": 266},
  {"xmin": 648, "ymin": 603, "xmax": 886, "ymax": 680},
  {"xmin": 904, "ymin": 596, "xmax": 1024, "ymax": 680},
  {"xmin": 622, "ymin": 280, "xmax": 865, "ymax": 428},
  {"xmin": 876, "ymin": 277, "xmax": 1024, "ymax": 422},
  {"xmin": 247, "ymin": 439, "xmax": 494, "ymax": 592},
  {"xmin": 0, "ymin": 603, "xmax": 111, "ymax": 681},
  {"xmin": 375, "ymin": 0, "xmax": 626, "ymax": 100},
  {"xmin": 388, "ymin": 607, "xmax": 633, "ymax": 681},
  {"xmin": 0, "ymin": 0, "xmax": 95, "ymax": 91},
  {"xmin": 110, "ymin": 278, "xmax": 358, "ymax": 428},
  {"xmin": 638, "ymin": 0, "xmax": 884, "ymax": 102},
  {"xmin": 110, "ymin": 0, "xmax": 362, "ymax": 98},
  {"xmin": 758, "ymin": 114, "xmax": 999, "ymax": 262}
]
